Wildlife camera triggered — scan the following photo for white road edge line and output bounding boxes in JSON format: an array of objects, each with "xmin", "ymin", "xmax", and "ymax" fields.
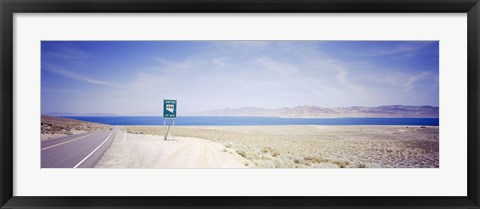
[
  {"xmin": 73, "ymin": 132, "xmax": 113, "ymax": 168},
  {"xmin": 41, "ymin": 133, "xmax": 94, "ymax": 151}
]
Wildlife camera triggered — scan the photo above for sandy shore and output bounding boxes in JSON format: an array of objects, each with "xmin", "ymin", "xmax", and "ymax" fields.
[
  {"xmin": 95, "ymin": 132, "xmax": 251, "ymax": 168},
  {"xmin": 106, "ymin": 125, "xmax": 439, "ymax": 168}
]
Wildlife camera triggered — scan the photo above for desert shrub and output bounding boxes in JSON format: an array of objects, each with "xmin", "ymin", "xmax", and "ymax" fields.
[
  {"xmin": 236, "ymin": 150, "xmax": 247, "ymax": 158},
  {"xmin": 357, "ymin": 163, "xmax": 367, "ymax": 168},
  {"xmin": 304, "ymin": 156, "xmax": 325, "ymax": 164},
  {"xmin": 261, "ymin": 147, "xmax": 280, "ymax": 157},
  {"xmin": 334, "ymin": 160, "xmax": 350, "ymax": 168},
  {"xmin": 261, "ymin": 147, "xmax": 272, "ymax": 153},
  {"xmin": 271, "ymin": 151, "xmax": 281, "ymax": 157}
]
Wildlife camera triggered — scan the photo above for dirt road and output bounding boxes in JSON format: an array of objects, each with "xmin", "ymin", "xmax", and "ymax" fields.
[{"xmin": 95, "ymin": 130, "xmax": 250, "ymax": 168}]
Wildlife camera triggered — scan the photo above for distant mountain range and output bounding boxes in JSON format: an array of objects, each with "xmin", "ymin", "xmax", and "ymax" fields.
[
  {"xmin": 43, "ymin": 105, "xmax": 439, "ymax": 118},
  {"xmin": 191, "ymin": 105, "xmax": 439, "ymax": 118}
]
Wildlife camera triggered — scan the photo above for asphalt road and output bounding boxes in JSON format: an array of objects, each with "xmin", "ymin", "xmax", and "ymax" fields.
[{"xmin": 41, "ymin": 128, "xmax": 117, "ymax": 168}]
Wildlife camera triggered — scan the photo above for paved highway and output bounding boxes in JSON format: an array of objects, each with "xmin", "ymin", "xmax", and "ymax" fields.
[{"xmin": 41, "ymin": 128, "xmax": 117, "ymax": 168}]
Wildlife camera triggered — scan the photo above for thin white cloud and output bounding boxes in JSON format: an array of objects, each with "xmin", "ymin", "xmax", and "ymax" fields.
[
  {"xmin": 212, "ymin": 58, "xmax": 227, "ymax": 67},
  {"xmin": 356, "ymin": 42, "xmax": 433, "ymax": 57},
  {"xmin": 335, "ymin": 69, "xmax": 354, "ymax": 88},
  {"xmin": 151, "ymin": 57, "xmax": 208, "ymax": 73},
  {"xmin": 404, "ymin": 71, "xmax": 431, "ymax": 91},
  {"xmin": 44, "ymin": 65, "xmax": 118, "ymax": 88},
  {"xmin": 273, "ymin": 42, "xmax": 367, "ymax": 94},
  {"xmin": 254, "ymin": 57, "xmax": 297, "ymax": 77},
  {"xmin": 43, "ymin": 46, "xmax": 90, "ymax": 60}
]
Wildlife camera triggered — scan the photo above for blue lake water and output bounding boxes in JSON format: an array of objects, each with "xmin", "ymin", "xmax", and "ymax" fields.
[{"xmin": 60, "ymin": 116, "xmax": 439, "ymax": 126}]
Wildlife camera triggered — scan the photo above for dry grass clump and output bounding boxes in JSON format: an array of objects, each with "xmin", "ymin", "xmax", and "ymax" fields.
[
  {"xmin": 41, "ymin": 115, "xmax": 110, "ymax": 135},
  {"xmin": 123, "ymin": 125, "xmax": 439, "ymax": 168},
  {"xmin": 129, "ymin": 130, "xmax": 146, "ymax": 135},
  {"xmin": 236, "ymin": 150, "xmax": 247, "ymax": 158}
]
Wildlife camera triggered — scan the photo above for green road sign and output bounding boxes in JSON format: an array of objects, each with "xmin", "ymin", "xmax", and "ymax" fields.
[{"xmin": 163, "ymin": 99, "xmax": 177, "ymax": 118}]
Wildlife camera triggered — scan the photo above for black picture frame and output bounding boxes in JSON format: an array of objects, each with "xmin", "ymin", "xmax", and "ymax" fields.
[{"xmin": 1, "ymin": 0, "xmax": 479, "ymax": 208}]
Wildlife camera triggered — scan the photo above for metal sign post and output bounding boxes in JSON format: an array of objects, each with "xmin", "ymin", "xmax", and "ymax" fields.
[
  {"xmin": 163, "ymin": 99, "xmax": 177, "ymax": 140},
  {"xmin": 163, "ymin": 118, "xmax": 175, "ymax": 140}
]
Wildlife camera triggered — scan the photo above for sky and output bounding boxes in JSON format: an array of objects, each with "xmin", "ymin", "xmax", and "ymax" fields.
[{"xmin": 41, "ymin": 41, "xmax": 439, "ymax": 115}]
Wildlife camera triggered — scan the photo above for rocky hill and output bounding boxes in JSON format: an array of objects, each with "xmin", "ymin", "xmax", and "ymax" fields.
[
  {"xmin": 41, "ymin": 115, "xmax": 110, "ymax": 136},
  {"xmin": 193, "ymin": 105, "xmax": 439, "ymax": 118}
]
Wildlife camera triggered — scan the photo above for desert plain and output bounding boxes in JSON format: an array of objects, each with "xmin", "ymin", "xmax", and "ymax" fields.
[{"xmin": 95, "ymin": 125, "xmax": 439, "ymax": 168}]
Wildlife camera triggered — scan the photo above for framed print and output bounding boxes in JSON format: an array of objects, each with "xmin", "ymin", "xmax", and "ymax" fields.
[{"xmin": 1, "ymin": 0, "xmax": 479, "ymax": 208}]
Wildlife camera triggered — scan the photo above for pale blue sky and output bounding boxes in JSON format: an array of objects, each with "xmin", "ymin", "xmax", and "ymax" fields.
[{"xmin": 41, "ymin": 41, "xmax": 439, "ymax": 115}]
